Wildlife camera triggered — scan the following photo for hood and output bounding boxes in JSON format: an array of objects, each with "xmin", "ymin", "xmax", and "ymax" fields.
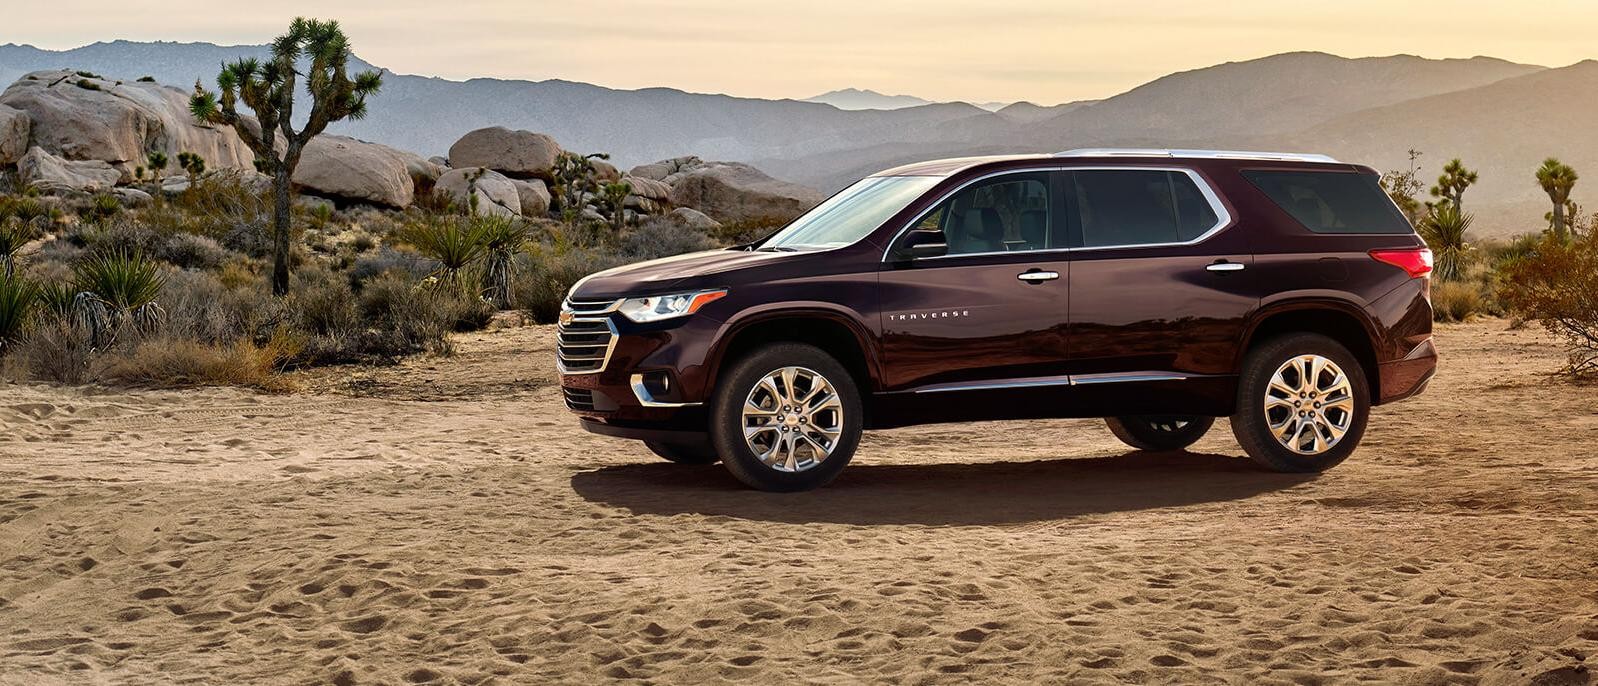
[{"xmin": 571, "ymin": 248, "xmax": 801, "ymax": 298}]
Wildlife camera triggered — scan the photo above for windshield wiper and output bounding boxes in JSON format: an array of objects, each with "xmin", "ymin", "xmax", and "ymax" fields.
[{"xmin": 756, "ymin": 245, "xmax": 800, "ymax": 252}]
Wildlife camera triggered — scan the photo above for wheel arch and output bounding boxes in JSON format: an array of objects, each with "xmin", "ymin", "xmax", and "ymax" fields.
[
  {"xmin": 705, "ymin": 306, "xmax": 881, "ymax": 405},
  {"xmin": 1237, "ymin": 300, "xmax": 1381, "ymax": 394}
]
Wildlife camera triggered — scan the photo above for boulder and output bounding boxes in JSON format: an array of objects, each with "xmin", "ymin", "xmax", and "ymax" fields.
[
  {"xmin": 630, "ymin": 156, "xmax": 702, "ymax": 182},
  {"xmin": 292, "ymin": 135, "xmax": 417, "ymax": 208},
  {"xmin": 591, "ymin": 159, "xmax": 622, "ymax": 183},
  {"xmin": 667, "ymin": 162, "xmax": 824, "ymax": 222},
  {"xmin": 511, "ymin": 178, "xmax": 550, "ymax": 218},
  {"xmin": 428, "ymin": 155, "xmax": 449, "ymax": 169},
  {"xmin": 669, "ymin": 207, "xmax": 722, "ymax": 230},
  {"xmin": 401, "ymin": 151, "xmax": 443, "ymax": 187},
  {"xmin": 159, "ymin": 174, "xmax": 191, "ymax": 194},
  {"xmin": 0, "ymin": 104, "xmax": 28, "ymax": 165},
  {"xmin": 111, "ymin": 187, "xmax": 153, "ymax": 207},
  {"xmin": 623, "ymin": 175, "xmax": 671, "ymax": 202},
  {"xmin": 17, "ymin": 146, "xmax": 120, "ymax": 192},
  {"xmin": 447, "ymin": 127, "xmax": 561, "ymax": 180},
  {"xmin": 0, "ymin": 71, "xmax": 255, "ymax": 181},
  {"xmin": 435, "ymin": 167, "xmax": 520, "ymax": 217}
]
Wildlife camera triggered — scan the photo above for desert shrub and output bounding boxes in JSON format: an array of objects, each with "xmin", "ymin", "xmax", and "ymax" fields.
[
  {"xmin": 0, "ymin": 272, "xmax": 39, "ymax": 352},
  {"xmin": 140, "ymin": 173, "xmax": 274, "ymax": 255},
  {"xmin": 12, "ymin": 314, "xmax": 96, "ymax": 384},
  {"xmin": 1418, "ymin": 206, "xmax": 1473, "ymax": 281},
  {"xmin": 137, "ymin": 76, "xmax": 155, "ymax": 83},
  {"xmin": 287, "ymin": 266, "xmax": 360, "ymax": 337},
  {"xmin": 85, "ymin": 193, "xmax": 121, "ymax": 222},
  {"xmin": 349, "ymin": 245, "xmax": 434, "ymax": 285},
  {"xmin": 161, "ymin": 269, "xmax": 274, "ymax": 344},
  {"xmin": 619, "ymin": 217, "xmax": 717, "ymax": 261},
  {"xmin": 515, "ymin": 247, "xmax": 628, "ymax": 324},
  {"xmin": 98, "ymin": 335, "xmax": 296, "ymax": 391},
  {"xmin": 75, "ymin": 79, "xmax": 101, "ymax": 91},
  {"xmin": 0, "ymin": 194, "xmax": 57, "ymax": 226},
  {"xmin": 159, "ymin": 233, "xmax": 233, "ymax": 270},
  {"xmin": 1431, "ymin": 280, "xmax": 1486, "ymax": 323},
  {"xmin": 1497, "ymin": 232, "xmax": 1598, "ymax": 376},
  {"xmin": 478, "ymin": 215, "xmax": 532, "ymax": 308}
]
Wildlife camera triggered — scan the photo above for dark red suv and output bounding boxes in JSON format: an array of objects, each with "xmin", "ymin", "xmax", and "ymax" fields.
[{"xmin": 558, "ymin": 149, "xmax": 1437, "ymax": 491}]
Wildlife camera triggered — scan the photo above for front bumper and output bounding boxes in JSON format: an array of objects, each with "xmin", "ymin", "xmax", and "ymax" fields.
[{"xmin": 557, "ymin": 304, "xmax": 723, "ymax": 438}]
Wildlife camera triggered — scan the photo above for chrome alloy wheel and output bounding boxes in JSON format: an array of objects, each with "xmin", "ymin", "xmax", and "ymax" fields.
[
  {"xmin": 741, "ymin": 366, "xmax": 844, "ymax": 473},
  {"xmin": 1264, "ymin": 354, "xmax": 1356, "ymax": 455}
]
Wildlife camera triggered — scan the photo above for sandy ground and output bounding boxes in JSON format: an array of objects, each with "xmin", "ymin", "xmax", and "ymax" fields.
[{"xmin": 0, "ymin": 319, "xmax": 1595, "ymax": 685}]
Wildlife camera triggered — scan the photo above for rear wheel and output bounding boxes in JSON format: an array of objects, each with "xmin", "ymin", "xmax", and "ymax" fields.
[
  {"xmin": 645, "ymin": 441, "xmax": 719, "ymax": 464},
  {"xmin": 1105, "ymin": 415, "xmax": 1214, "ymax": 451},
  {"xmin": 709, "ymin": 343, "xmax": 863, "ymax": 492},
  {"xmin": 1231, "ymin": 333, "xmax": 1370, "ymax": 473}
]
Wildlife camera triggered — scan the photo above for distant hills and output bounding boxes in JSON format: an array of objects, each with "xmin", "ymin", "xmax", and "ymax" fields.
[{"xmin": 1, "ymin": 41, "xmax": 1590, "ymax": 237}]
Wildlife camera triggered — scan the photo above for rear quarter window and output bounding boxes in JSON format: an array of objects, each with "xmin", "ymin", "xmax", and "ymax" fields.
[{"xmin": 1242, "ymin": 170, "xmax": 1413, "ymax": 234}]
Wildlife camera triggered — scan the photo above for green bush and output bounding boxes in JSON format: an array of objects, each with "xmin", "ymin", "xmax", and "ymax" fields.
[
  {"xmin": 514, "ymin": 246, "xmax": 627, "ymax": 324},
  {"xmin": 619, "ymin": 217, "xmax": 717, "ymax": 260}
]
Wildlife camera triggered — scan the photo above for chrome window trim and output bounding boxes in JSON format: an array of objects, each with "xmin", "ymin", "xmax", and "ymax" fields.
[
  {"xmin": 879, "ymin": 165, "xmax": 1235, "ymax": 262},
  {"xmin": 630, "ymin": 374, "xmax": 703, "ymax": 408}
]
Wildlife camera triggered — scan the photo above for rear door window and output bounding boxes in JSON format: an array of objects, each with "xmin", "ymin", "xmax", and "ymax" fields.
[
  {"xmin": 1070, "ymin": 170, "xmax": 1220, "ymax": 248},
  {"xmin": 1242, "ymin": 170, "xmax": 1412, "ymax": 234}
]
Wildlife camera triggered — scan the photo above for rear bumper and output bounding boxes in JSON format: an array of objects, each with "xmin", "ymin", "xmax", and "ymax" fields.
[{"xmin": 1377, "ymin": 337, "xmax": 1437, "ymax": 404}]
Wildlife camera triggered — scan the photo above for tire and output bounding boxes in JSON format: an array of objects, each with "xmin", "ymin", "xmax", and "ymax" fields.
[
  {"xmin": 1105, "ymin": 415, "xmax": 1215, "ymax": 451},
  {"xmin": 644, "ymin": 441, "xmax": 719, "ymax": 465},
  {"xmin": 709, "ymin": 343, "xmax": 864, "ymax": 492},
  {"xmin": 1231, "ymin": 333, "xmax": 1370, "ymax": 473}
]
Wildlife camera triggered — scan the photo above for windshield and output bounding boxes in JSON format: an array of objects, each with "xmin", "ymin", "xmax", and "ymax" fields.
[{"xmin": 761, "ymin": 175, "xmax": 942, "ymax": 250}]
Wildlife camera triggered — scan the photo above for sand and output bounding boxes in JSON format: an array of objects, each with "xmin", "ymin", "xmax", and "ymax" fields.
[{"xmin": 0, "ymin": 319, "xmax": 1594, "ymax": 684}]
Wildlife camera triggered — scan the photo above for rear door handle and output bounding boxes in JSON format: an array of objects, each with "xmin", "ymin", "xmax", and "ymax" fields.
[
  {"xmin": 1017, "ymin": 270, "xmax": 1060, "ymax": 283},
  {"xmin": 1206, "ymin": 261, "xmax": 1246, "ymax": 273}
]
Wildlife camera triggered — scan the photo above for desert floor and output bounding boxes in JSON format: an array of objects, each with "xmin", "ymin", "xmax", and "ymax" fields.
[{"xmin": 0, "ymin": 319, "xmax": 1595, "ymax": 685}]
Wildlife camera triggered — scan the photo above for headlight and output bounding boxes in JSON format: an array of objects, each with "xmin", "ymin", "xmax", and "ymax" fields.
[{"xmin": 618, "ymin": 289, "xmax": 728, "ymax": 323}]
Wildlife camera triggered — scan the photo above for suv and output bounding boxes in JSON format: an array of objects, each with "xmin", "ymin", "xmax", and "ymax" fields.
[{"xmin": 558, "ymin": 149, "xmax": 1436, "ymax": 491}]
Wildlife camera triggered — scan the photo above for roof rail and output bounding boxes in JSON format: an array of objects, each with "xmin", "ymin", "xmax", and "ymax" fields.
[{"xmin": 1053, "ymin": 148, "xmax": 1340, "ymax": 163}]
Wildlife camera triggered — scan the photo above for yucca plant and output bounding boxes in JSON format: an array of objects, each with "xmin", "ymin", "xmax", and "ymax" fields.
[
  {"xmin": 402, "ymin": 216, "xmax": 490, "ymax": 287},
  {"xmin": 0, "ymin": 272, "xmax": 39, "ymax": 354},
  {"xmin": 596, "ymin": 181, "xmax": 632, "ymax": 233},
  {"xmin": 37, "ymin": 282, "xmax": 79, "ymax": 318},
  {"xmin": 476, "ymin": 215, "xmax": 532, "ymax": 309},
  {"xmin": 74, "ymin": 250, "xmax": 167, "ymax": 343},
  {"xmin": 1536, "ymin": 158, "xmax": 1579, "ymax": 241},
  {"xmin": 1419, "ymin": 205, "xmax": 1473, "ymax": 282},
  {"xmin": 1, "ymin": 218, "xmax": 38, "ymax": 277}
]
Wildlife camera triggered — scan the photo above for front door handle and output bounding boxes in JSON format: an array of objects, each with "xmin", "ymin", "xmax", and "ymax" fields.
[
  {"xmin": 1206, "ymin": 261, "xmax": 1246, "ymax": 273},
  {"xmin": 1017, "ymin": 270, "xmax": 1060, "ymax": 283}
]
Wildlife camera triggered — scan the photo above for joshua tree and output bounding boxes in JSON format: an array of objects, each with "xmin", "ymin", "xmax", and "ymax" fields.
[
  {"xmin": 551, "ymin": 151, "xmax": 609, "ymax": 224},
  {"xmin": 1380, "ymin": 149, "xmax": 1425, "ymax": 224},
  {"xmin": 597, "ymin": 181, "xmax": 632, "ymax": 233},
  {"xmin": 1536, "ymin": 158, "xmax": 1579, "ymax": 241},
  {"xmin": 177, "ymin": 151, "xmax": 206, "ymax": 178},
  {"xmin": 1418, "ymin": 205, "xmax": 1472, "ymax": 282},
  {"xmin": 145, "ymin": 151, "xmax": 169, "ymax": 179},
  {"xmin": 189, "ymin": 17, "xmax": 383, "ymax": 295},
  {"xmin": 1429, "ymin": 158, "xmax": 1478, "ymax": 212}
]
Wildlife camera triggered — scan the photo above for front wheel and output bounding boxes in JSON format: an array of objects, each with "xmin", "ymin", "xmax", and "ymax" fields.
[
  {"xmin": 709, "ymin": 343, "xmax": 863, "ymax": 492},
  {"xmin": 1231, "ymin": 333, "xmax": 1370, "ymax": 473},
  {"xmin": 1105, "ymin": 415, "xmax": 1214, "ymax": 451}
]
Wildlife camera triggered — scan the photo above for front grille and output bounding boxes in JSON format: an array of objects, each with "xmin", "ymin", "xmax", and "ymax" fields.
[
  {"xmin": 556, "ymin": 297, "xmax": 619, "ymax": 374},
  {"xmin": 563, "ymin": 387, "xmax": 596, "ymax": 411}
]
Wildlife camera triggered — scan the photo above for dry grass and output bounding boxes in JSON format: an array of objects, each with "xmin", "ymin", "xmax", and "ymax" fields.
[
  {"xmin": 97, "ymin": 334, "xmax": 299, "ymax": 391},
  {"xmin": 1431, "ymin": 280, "xmax": 1487, "ymax": 322}
]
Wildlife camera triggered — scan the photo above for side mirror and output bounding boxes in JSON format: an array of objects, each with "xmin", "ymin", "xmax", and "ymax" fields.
[{"xmin": 894, "ymin": 229, "xmax": 947, "ymax": 261}]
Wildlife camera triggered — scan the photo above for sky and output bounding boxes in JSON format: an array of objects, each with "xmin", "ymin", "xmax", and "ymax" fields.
[{"xmin": 7, "ymin": 0, "xmax": 1598, "ymax": 104}]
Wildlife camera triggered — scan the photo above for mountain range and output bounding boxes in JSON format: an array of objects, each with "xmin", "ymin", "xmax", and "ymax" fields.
[{"xmin": 1, "ymin": 40, "xmax": 1590, "ymax": 237}]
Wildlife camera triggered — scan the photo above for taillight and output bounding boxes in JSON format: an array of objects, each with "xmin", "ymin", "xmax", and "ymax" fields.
[{"xmin": 1370, "ymin": 248, "xmax": 1433, "ymax": 279}]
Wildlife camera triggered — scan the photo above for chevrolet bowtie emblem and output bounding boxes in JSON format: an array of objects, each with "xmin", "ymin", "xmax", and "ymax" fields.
[{"xmin": 558, "ymin": 310, "xmax": 574, "ymax": 326}]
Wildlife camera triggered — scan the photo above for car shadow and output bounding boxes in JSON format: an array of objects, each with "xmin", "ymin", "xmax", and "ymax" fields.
[{"xmin": 569, "ymin": 451, "xmax": 1316, "ymax": 526}]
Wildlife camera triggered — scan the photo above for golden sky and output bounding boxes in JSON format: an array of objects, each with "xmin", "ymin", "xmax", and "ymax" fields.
[{"xmin": 9, "ymin": 0, "xmax": 1597, "ymax": 103}]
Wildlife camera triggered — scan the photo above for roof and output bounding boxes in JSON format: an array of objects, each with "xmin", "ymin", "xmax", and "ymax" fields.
[{"xmin": 875, "ymin": 148, "xmax": 1343, "ymax": 178}]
